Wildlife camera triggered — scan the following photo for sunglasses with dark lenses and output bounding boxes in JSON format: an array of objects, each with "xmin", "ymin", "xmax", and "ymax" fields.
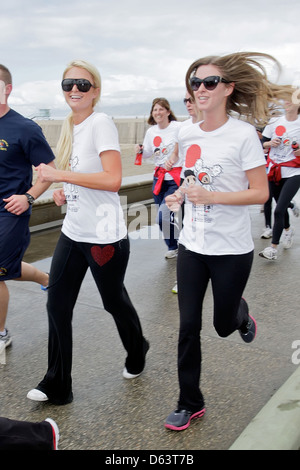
[
  {"xmin": 183, "ymin": 98, "xmax": 193, "ymax": 104},
  {"xmin": 61, "ymin": 78, "xmax": 96, "ymax": 93},
  {"xmin": 190, "ymin": 76, "xmax": 231, "ymax": 91}
]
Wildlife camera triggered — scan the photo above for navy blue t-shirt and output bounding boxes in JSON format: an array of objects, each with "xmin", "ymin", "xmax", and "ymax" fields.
[{"xmin": 0, "ymin": 109, "xmax": 55, "ymax": 215}]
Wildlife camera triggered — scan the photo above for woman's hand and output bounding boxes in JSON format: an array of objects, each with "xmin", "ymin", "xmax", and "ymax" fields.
[
  {"xmin": 164, "ymin": 145, "xmax": 179, "ymax": 171},
  {"xmin": 164, "ymin": 159, "xmax": 174, "ymax": 171},
  {"xmin": 53, "ymin": 188, "xmax": 66, "ymax": 207},
  {"xmin": 36, "ymin": 163, "xmax": 61, "ymax": 183},
  {"xmin": 185, "ymin": 185, "xmax": 213, "ymax": 205},
  {"xmin": 135, "ymin": 144, "xmax": 143, "ymax": 153},
  {"xmin": 293, "ymin": 148, "xmax": 300, "ymax": 157},
  {"xmin": 270, "ymin": 137, "xmax": 281, "ymax": 148},
  {"xmin": 165, "ymin": 188, "xmax": 185, "ymax": 211}
]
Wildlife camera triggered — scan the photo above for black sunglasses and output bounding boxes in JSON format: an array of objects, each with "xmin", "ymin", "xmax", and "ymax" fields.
[
  {"xmin": 183, "ymin": 98, "xmax": 193, "ymax": 104},
  {"xmin": 190, "ymin": 75, "xmax": 231, "ymax": 91},
  {"xmin": 61, "ymin": 78, "xmax": 96, "ymax": 93}
]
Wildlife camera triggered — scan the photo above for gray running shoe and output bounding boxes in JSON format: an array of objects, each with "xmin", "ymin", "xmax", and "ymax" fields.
[
  {"xmin": 164, "ymin": 407, "xmax": 206, "ymax": 431},
  {"xmin": 0, "ymin": 329, "xmax": 12, "ymax": 348}
]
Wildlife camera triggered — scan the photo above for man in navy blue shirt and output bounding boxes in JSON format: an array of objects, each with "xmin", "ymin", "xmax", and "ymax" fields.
[{"xmin": 0, "ymin": 64, "xmax": 56, "ymax": 349}]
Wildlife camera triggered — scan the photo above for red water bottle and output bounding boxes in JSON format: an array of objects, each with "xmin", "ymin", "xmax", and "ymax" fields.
[
  {"xmin": 292, "ymin": 140, "xmax": 299, "ymax": 150},
  {"xmin": 134, "ymin": 144, "xmax": 143, "ymax": 165}
]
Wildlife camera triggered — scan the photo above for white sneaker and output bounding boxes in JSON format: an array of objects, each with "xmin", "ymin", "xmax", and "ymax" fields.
[
  {"xmin": 27, "ymin": 388, "xmax": 49, "ymax": 401},
  {"xmin": 291, "ymin": 201, "xmax": 299, "ymax": 217},
  {"xmin": 282, "ymin": 227, "xmax": 294, "ymax": 249},
  {"xmin": 165, "ymin": 249, "xmax": 178, "ymax": 259},
  {"xmin": 122, "ymin": 367, "xmax": 141, "ymax": 379},
  {"xmin": 260, "ymin": 226, "xmax": 272, "ymax": 239},
  {"xmin": 172, "ymin": 283, "xmax": 178, "ymax": 294},
  {"xmin": 259, "ymin": 246, "xmax": 278, "ymax": 260},
  {"xmin": 45, "ymin": 418, "xmax": 59, "ymax": 450}
]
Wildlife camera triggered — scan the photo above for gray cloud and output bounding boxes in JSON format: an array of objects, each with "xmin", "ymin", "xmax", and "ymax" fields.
[{"xmin": 2, "ymin": 0, "xmax": 300, "ymax": 117}]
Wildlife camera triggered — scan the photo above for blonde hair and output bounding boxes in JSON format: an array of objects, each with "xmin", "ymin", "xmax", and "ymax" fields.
[
  {"xmin": 185, "ymin": 52, "xmax": 294, "ymax": 126},
  {"xmin": 147, "ymin": 97, "xmax": 177, "ymax": 125},
  {"xmin": 56, "ymin": 60, "xmax": 101, "ymax": 170}
]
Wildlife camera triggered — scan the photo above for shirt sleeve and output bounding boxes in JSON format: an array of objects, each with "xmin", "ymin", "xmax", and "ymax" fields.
[
  {"xmin": 92, "ymin": 114, "xmax": 121, "ymax": 155},
  {"xmin": 23, "ymin": 121, "xmax": 55, "ymax": 166},
  {"xmin": 142, "ymin": 128, "xmax": 154, "ymax": 159},
  {"xmin": 262, "ymin": 123, "xmax": 273, "ymax": 139},
  {"xmin": 241, "ymin": 125, "xmax": 266, "ymax": 171}
]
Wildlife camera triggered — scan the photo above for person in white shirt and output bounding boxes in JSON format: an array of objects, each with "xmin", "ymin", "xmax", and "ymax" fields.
[
  {"xmin": 164, "ymin": 52, "xmax": 293, "ymax": 431},
  {"xmin": 27, "ymin": 60, "xmax": 149, "ymax": 405},
  {"xmin": 259, "ymin": 101, "xmax": 300, "ymax": 260},
  {"xmin": 139, "ymin": 98, "xmax": 182, "ymax": 259}
]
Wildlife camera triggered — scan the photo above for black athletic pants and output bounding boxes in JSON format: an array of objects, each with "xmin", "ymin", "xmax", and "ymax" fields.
[
  {"xmin": 176, "ymin": 244, "xmax": 254, "ymax": 412},
  {"xmin": 36, "ymin": 233, "xmax": 145, "ymax": 404},
  {"xmin": 0, "ymin": 417, "xmax": 53, "ymax": 450}
]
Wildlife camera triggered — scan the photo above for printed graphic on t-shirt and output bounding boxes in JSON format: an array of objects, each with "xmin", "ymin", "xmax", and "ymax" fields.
[
  {"xmin": 64, "ymin": 155, "xmax": 79, "ymax": 211},
  {"xmin": 273, "ymin": 125, "xmax": 299, "ymax": 160},
  {"xmin": 152, "ymin": 136, "xmax": 175, "ymax": 165},
  {"xmin": 183, "ymin": 144, "xmax": 222, "ymax": 224}
]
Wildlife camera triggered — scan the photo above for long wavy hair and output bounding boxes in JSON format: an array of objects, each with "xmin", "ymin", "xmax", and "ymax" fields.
[
  {"xmin": 185, "ymin": 52, "xmax": 295, "ymax": 126},
  {"xmin": 56, "ymin": 60, "xmax": 101, "ymax": 170}
]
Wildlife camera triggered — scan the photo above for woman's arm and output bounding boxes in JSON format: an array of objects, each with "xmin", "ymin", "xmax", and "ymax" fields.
[
  {"xmin": 186, "ymin": 165, "xmax": 269, "ymax": 206},
  {"xmin": 165, "ymin": 144, "xmax": 179, "ymax": 171},
  {"xmin": 36, "ymin": 150, "xmax": 122, "ymax": 193}
]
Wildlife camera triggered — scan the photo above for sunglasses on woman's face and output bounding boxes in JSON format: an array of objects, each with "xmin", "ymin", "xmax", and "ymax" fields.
[
  {"xmin": 61, "ymin": 78, "xmax": 96, "ymax": 93},
  {"xmin": 183, "ymin": 98, "xmax": 193, "ymax": 104},
  {"xmin": 190, "ymin": 76, "xmax": 231, "ymax": 91}
]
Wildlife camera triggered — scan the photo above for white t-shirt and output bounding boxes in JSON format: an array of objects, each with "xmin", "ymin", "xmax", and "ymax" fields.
[
  {"xmin": 142, "ymin": 121, "xmax": 182, "ymax": 180},
  {"xmin": 62, "ymin": 112, "xmax": 127, "ymax": 244},
  {"xmin": 179, "ymin": 118, "xmax": 198, "ymax": 178},
  {"xmin": 263, "ymin": 115, "xmax": 300, "ymax": 178},
  {"xmin": 179, "ymin": 117, "xmax": 266, "ymax": 255}
]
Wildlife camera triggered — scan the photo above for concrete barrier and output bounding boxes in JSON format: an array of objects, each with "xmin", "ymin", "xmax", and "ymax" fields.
[
  {"xmin": 37, "ymin": 117, "xmax": 151, "ymax": 148},
  {"xmin": 229, "ymin": 366, "xmax": 300, "ymax": 450}
]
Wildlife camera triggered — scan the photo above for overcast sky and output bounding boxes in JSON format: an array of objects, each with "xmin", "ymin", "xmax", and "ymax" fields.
[{"xmin": 2, "ymin": 0, "xmax": 300, "ymax": 118}]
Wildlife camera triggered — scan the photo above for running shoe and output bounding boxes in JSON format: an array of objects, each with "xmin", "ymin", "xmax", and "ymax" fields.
[
  {"xmin": 164, "ymin": 407, "xmax": 206, "ymax": 431},
  {"xmin": 172, "ymin": 283, "xmax": 178, "ymax": 294},
  {"xmin": 27, "ymin": 389, "xmax": 49, "ymax": 402},
  {"xmin": 259, "ymin": 246, "xmax": 278, "ymax": 260},
  {"xmin": 123, "ymin": 339, "xmax": 149, "ymax": 379},
  {"xmin": 0, "ymin": 329, "xmax": 12, "ymax": 348},
  {"xmin": 260, "ymin": 226, "xmax": 272, "ymax": 239},
  {"xmin": 165, "ymin": 249, "xmax": 178, "ymax": 259},
  {"xmin": 291, "ymin": 201, "xmax": 299, "ymax": 217},
  {"xmin": 282, "ymin": 227, "xmax": 294, "ymax": 249},
  {"xmin": 238, "ymin": 298, "xmax": 257, "ymax": 343},
  {"xmin": 239, "ymin": 315, "xmax": 257, "ymax": 343},
  {"xmin": 45, "ymin": 418, "xmax": 60, "ymax": 450}
]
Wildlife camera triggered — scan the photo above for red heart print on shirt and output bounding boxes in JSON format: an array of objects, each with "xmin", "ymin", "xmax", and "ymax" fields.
[{"xmin": 91, "ymin": 245, "xmax": 115, "ymax": 266}]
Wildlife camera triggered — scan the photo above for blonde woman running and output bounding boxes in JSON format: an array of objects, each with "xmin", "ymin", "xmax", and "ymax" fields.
[{"xmin": 27, "ymin": 60, "xmax": 149, "ymax": 405}]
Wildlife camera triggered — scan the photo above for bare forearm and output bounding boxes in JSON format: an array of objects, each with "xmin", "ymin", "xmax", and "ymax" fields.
[
  {"xmin": 58, "ymin": 170, "xmax": 122, "ymax": 192},
  {"xmin": 210, "ymin": 187, "xmax": 269, "ymax": 206}
]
